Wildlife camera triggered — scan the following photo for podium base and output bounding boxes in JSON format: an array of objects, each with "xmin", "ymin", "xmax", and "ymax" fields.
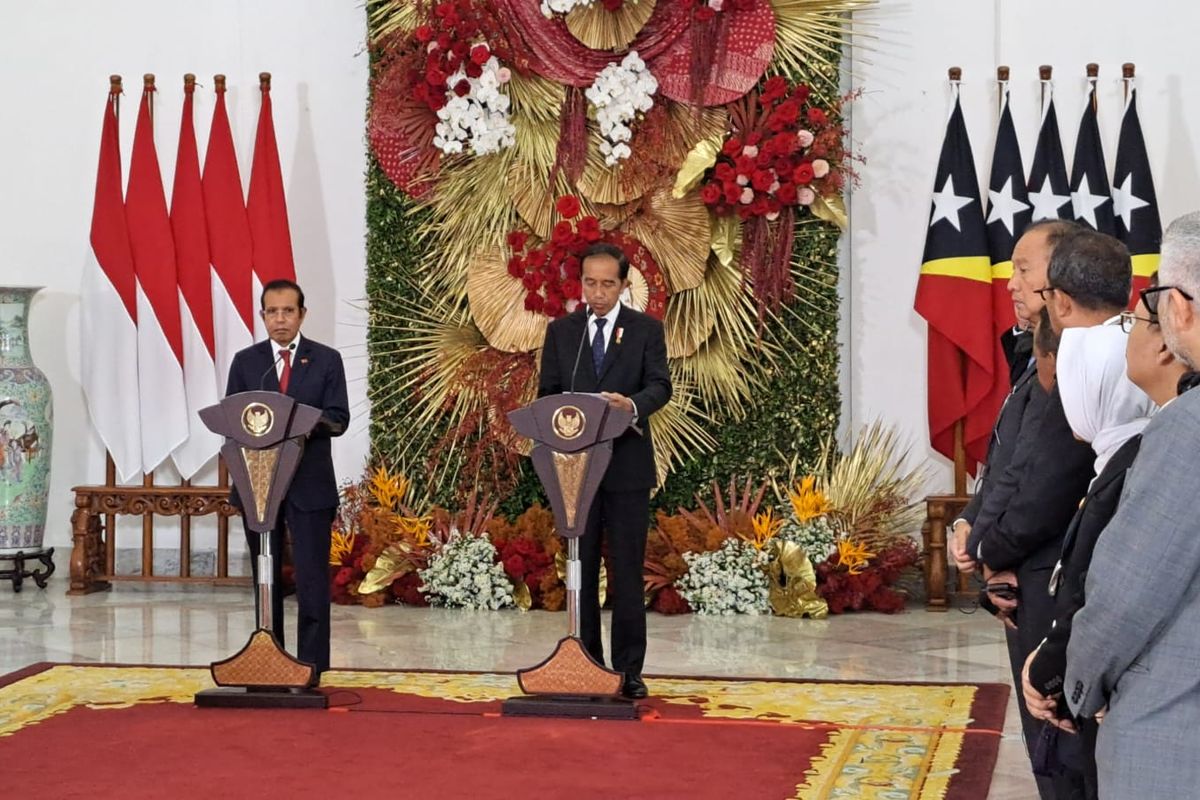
[
  {"xmin": 194, "ymin": 686, "xmax": 328, "ymax": 709},
  {"xmin": 500, "ymin": 694, "xmax": 637, "ymax": 720}
]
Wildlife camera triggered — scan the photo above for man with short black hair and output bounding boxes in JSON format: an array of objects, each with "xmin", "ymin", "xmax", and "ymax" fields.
[
  {"xmin": 537, "ymin": 242, "xmax": 672, "ymax": 699},
  {"xmin": 226, "ymin": 278, "xmax": 349, "ymax": 680},
  {"xmin": 1043, "ymin": 229, "xmax": 1134, "ymax": 333}
]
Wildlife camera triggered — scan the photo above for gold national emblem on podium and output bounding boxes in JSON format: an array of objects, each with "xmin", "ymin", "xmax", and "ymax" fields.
[
  {"xmin": 241, "ymin": 402, "xmax": 274, "ymax": 437},
  {"xmin": 551, "ymin": 405, "xmax": 585, "ymax": 441}
]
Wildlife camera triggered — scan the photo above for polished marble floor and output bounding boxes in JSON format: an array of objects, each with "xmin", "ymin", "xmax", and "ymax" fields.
[{"xmin": 1, "ymin": 580, "xmax": 1037, "ymax": 798}]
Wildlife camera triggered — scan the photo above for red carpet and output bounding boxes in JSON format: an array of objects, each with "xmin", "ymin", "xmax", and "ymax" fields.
[{"xmin": 0, "ymin": 663, "xmax": 1008, "ymax": 799}]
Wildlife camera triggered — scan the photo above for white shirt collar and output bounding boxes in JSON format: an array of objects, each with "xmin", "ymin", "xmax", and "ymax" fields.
[
  {"xmin": 590, "ymin": 303, "xmax": 621, "ymax": 328},
  {"xmin": 275, "ymin": 332, "xmax": 302, "ymax": 353}
]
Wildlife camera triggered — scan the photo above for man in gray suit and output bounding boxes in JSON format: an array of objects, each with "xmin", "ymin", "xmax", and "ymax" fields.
[{"xmin": 1066, "ymin": 212, "xmax": 1200, "ymax": 797}]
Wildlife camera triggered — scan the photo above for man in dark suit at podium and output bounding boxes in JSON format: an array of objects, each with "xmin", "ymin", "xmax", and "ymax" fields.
[
  {"xmin": 537, "ymin": 242, "xmax": 672, "ymax": 699},
  {"xmin": 225, "ymin": 278, "xmax": 349, "ymax": 679}
]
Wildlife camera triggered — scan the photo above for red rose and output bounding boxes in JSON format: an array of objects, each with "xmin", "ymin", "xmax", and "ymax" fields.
[
  {"xmin": 776, "ymin": 182, "xmax": 798, "ymax": 205},
  {"xmin": 562, "ymin": 255, "xmax": 581, "ymax": 278},
  {"xmin": 714, "ymin": 162, "xmax": 735, "ymax": 182},
  {"xmin": 576, "ymin": 215, "xmax": 602, "ymax": 242},
  {"xmin": 425, "ymin": 67, "xmax": 448, "ymax": 88},
  {"xmin": 435, "ymin": 2, "xmax": 454, "ymax": 17},
  {"xmin": 465, "ymin": 60, "xmax": 483, "ymax": 79},
  {"xmin": 601, "ymin": 0, "xmax": 623, "ymax": 10},
  {"xmin": 750, "ymin": 196, "xmax": 770, "ymax": 216},
  {"xmin": 527, "ymin": 248, "xmax": 547, "ymax": 267},
  {"xmin": 561, "ymin": 277, "xmax": 582, "ymax": 298},
  {"xmin": 451, "ymin": 40, "xmax": 470, "ymax": 58},
  {"xmin": 507, "ymin": 230, "xmax": 529, "ymax": 252},
  {"xmin": 721, "ymin": 137, "xmax": 743, "ymax": 158},
  {"xmin": 544, "ymin": 294, "xmax": 565, "ymax": 317},
  {"xmin": 793, "ymin": 162, "xmax": 815, "ymax": 184},
  {"xmin": 555, "ymin": 195, "xmax": 582, "ymax": 219},
  {"xmin": 436, "ymin": 33, "xmax": 452, "ymax": 50},
  {"xmin": 807, "ymin": 107, "xmax": 828, "ymax": 126},
  {"xmin": 521, "ymin": 271, "xmax": 542, "ymax": 290},
  {"xmin": 507, "ymin": 256, "xmax": 525, "ymax": 278},
  {"xmin": 792, "ymin": 84, "xmax": 811, "ymax": 105},
  {"xmin": 768, "ymin": 102, "xmax": 799, "ymax": 131},
  {"xmin": 700, "ymin": 182, "xmax": 722, "ymax": 205},
  {"xmin": 427, "ymin": 92, "xmax": 447, "ymax": 112},
  {"xmin": 760, "ymin": 75, "xmax": 789, "ymax": 104},
  {"xmin": 524, "ymin": 291, "xmax": 545, "ymax": 312},
  {"xmin": 414, "ymin": 25, "xmax": 434, "ymax": 43},
  {"xmin": 470, "ymin": 44, "xmax": 490, "ymax": 65},
  {"xmin": 723, "ymin": 184, "xmax": 742, "ymax": 204},
  {"xmin": 745, "ymin": 131, "xmax": 763, "ymax": 147},
  {"xmin": 453, "ymin": 79, "xmax": 470, "ymax": 97},
  {"xmin": 769, "ymin": 132, "xmax": 796, "ymax": 156},
  {"xmin": 551, "ymin": 220, "xmax": 576, "ymax": 246},
  {"xmin": 696, "ymin": 5, "xmax": 716, "ymax": 21},
  {"xmin": 734, "ymin": 155, "xmax": 756, "ymax": 175},
  {"xmin": 751, "ymin": 170, "xmax": 774, "ymax": 191}
]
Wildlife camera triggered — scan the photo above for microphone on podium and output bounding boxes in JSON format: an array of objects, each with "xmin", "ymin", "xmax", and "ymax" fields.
[{"xmin": 259, "ymin": 342, "xmax": 297, "ymax": 391}]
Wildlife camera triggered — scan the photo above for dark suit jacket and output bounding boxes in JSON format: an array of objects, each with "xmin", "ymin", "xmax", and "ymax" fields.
[
  {"xmin": 537, "ymin": 305, "xmax": 672, "ymax": 492},
  {"xmin": 962, "ymin": 362, "xmax": 1039, "ymax": 537},
  {"xmin": 225, "ymin": 336, "xmax": 350, "ymax": 511},
  {"xmin": 1001, "ymin": 327, "xmax": 1033, "ymax": 387},
  {"xmin": 977, "ymin": 383, "xmax": 1096, "ymax": 573},
  {"xmin": 1029, "ymin": 435, "xmax": 1142, "ymax": 697}
]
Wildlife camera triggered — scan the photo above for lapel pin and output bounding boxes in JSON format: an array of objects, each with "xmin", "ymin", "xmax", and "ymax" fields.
[
  {"xmin": 300, "ymin": 358, "xmax": 309, "ymax": 365},
  {"xmin": 615, "ymin": 327, "xmax": 624, "ymax": 345}
]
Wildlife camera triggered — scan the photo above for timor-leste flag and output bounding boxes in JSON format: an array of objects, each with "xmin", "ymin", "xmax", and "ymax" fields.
[
  {"xmin": 1070, "ymin": 83, "xmax": 1116, "ymax": 235},
  {"xmin": 985, "ymin": 86, "xmax": 1031, "ymax": 333},
  {"xmin": 1113, "ymin": 85, "xmax": 1161, "ymax": 304},
  {"xmin": 1027, "ymin": 89, "xmax": 1072, "ymax": 222},
  {"xmin": 915, "ymin": 94, "xmax": 996, "ymax": 471}
]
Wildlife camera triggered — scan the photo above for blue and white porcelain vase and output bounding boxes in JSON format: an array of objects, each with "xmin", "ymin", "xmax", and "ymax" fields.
[{"xmin": 0, "ymin": 287, "xmax": 53, "ymax": 553}]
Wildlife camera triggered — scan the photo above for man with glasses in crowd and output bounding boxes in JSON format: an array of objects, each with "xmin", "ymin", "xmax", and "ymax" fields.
[{"xmin": 1066, "ymin": 212, "xmax": 1200, "ymax": 797}]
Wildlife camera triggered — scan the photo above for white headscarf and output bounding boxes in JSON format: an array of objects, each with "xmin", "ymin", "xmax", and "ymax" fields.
[{"xmin": 1057, "ymin": 319, "xmax": 1156, "ymax": 477}]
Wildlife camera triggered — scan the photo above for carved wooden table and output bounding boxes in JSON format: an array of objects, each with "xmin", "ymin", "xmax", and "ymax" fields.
[
  {"xmin": 922, "ymin": 494, "xmax": 974, "ymax": 610},
  {"xmin": 69, "ymin": 484, "xmax": 244, "ymax": 595}
]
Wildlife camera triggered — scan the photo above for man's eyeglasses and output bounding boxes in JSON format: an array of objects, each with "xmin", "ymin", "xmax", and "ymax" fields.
[
  {"xmin": 1033, "ymin": 286, "xmax": 1057, "ymax": 301},
  {"xmin": 1140, "ymin": 285, "xmax": 1195, "ymax": 315},
  {"xmin": 1118, "ymin": 310, "xmax": 1157, "ymax": 334}
]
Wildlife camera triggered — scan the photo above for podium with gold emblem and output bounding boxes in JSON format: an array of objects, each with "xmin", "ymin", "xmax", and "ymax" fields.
[
  {"xmin": 193, "ymin": 390, "xmax": 327, "ymax": 709},
  {"xmin": 501, "ymin": 392, "xmax": 638, "ymax": 719}
]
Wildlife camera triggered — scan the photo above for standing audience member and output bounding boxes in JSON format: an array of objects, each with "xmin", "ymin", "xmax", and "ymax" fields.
[{"xmin": 1066, "ymin": 213, "xmax": 1200, "ymax": 797}]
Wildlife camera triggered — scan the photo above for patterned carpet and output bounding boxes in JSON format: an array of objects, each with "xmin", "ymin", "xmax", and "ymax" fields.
[{"xmin": 0, "ymin": 663, "xmax": 1007, "ymax": 799}]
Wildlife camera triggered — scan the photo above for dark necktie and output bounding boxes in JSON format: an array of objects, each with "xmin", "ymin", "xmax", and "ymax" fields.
[
  {"xmin": 278, "ymin": 349, "xmax": 292, "ymax": 393},
  {"xmin": 592, "ymin": 318, "xmax": 607, "ymax": 375}
]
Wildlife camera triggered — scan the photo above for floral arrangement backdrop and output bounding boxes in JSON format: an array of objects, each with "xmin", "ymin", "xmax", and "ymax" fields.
[{"xmin": 364, "ymin": 0, "xmax": 870, "ymax": 515}]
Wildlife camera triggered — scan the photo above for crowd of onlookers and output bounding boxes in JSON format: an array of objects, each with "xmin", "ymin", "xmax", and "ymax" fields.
[{"xmin": 950, "ymin": 214, "xmax": 1200, "ymax": 799}]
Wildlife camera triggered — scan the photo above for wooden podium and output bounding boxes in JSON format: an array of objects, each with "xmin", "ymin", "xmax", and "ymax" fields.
[
  {"xmin": 193, "ymin": 391, "xmax": 328, "ymax": 709},
  {"xmin": 501, "ymin": 393, "xmax": 638, "ymax": 719}
]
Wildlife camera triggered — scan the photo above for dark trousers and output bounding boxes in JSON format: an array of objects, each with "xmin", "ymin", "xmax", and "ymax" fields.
[
  {"xmin": 1006, "ymin": 563, "xmax": 1087, "ymax": 800},
  {"xmin": 580, "ymin": 487, "xmax": 650, "ymax": 677},
  {"xmin": 245, "ymin": 502, "xmax": 335, "ymax": 675}
]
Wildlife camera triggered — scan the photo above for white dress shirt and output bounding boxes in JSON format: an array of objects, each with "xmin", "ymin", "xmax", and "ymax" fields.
[
  {"xmin": 274, "ymin": 333, "xmax": 301, "ymax": 380},
  {"xmin": 588, "ymin": 303, "xmax": 637, "ymax": 420}
]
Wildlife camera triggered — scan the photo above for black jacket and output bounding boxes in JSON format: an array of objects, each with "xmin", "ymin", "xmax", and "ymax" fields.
[
  {"xmin": 225, "ymin": 336, "xmax": 350, "ymax": 511},
  {"xmin": 1029, "ymin": 434, "xmax": 1143, "ymax": 696},
  {"xmin": 978, "ymin": 383, "xmax": 1096, "ymax": 572},
  {"xmin": 537, "ymin": 304, "xmax": 672, "ymax": 491}
]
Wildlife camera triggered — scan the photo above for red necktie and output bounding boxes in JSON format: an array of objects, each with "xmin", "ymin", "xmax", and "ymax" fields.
[{"xmin": 278, "ymin": 349, "xmax": 292, "ymax": 393}]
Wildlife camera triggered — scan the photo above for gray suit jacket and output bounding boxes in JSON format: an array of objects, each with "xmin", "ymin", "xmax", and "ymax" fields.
[{"xmin": 1065, "ymin": 388, "xmax": 1200, "ymax": 796}]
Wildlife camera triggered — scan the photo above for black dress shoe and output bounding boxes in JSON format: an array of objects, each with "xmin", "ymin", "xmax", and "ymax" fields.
[{"xmin": 622, "ymin": 675, "xmax": 648, "ymax": 699}]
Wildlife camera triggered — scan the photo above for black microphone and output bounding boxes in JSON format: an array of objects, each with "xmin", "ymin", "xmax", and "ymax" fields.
[
  {"xmin": 569, "ymin": 306, "xmax": 592, "ymax": 394},
  {"xmin": 259, "ymin": 342, "xmax": 296, "ymax": 391}
]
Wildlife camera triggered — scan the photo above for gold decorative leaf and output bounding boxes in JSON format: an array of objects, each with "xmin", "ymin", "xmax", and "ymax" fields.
[
  {"xmin": 672, "ymin": 133, "xmax": 723, "ymax": 199},
  {"xmin": 357, "ymin": 548, "xmax": 414, "ymax": 596},
  {"xmin": 710, "ymin": 214, "xmax": 741, "ymax": 268},
  {"xmin": 769, "ymin": 0, "xmax": 876, "ymax": 102},
  {"xmin": 366, "ymin": 0, "xmax": 420, "ymax": 43},
  {"xmin": 513, "ymin": 579, "xmax": 533, "ymax": 611},
  {"xmin": 649, "ymin": 378, "xmax": 718, "ymax": 487},
  {"xmin": 620, "ymin": 187, "xmax": 710, "ymax": 293},
  {"xmin": 565, "ymin": 0, "xmax": 657, "ymax": 51},
  {"xmin": 466, "ymin": 245, "xmax": 552, "ymax": 353},
  {"xmin": 672, "ymin": 333, "xmax": 759, "ymax": 419},
  {"xmin": 766, "ymin": 540, "xmax": 828, "ymax": 618},
  {"xmin": 811, "ymin": 192, "xmax": 848, "ymax": 230}
]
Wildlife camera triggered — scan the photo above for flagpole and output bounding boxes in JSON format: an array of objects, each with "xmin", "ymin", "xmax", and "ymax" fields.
[
  {"xmin": 1122, "ymin": 62, "xmax": 1135, "ymax": 108},
  {"xmin": 996, "ymin": 65, "xmax": 1009, "ymax": 115},
  {"xmin": 105, "ymin": 74, "xmax": 123, "ymax": 576},
  {"xmin": 1087, "ymin": 63, "xmax": 1099, "ymax": 113},
  {"xmin": 1039, "ymin": 65, "xmax": 1052, "ymax": 120},
  {"xmin": 947, "ymin": 65, "xmax": 968, "ymax": 497}
]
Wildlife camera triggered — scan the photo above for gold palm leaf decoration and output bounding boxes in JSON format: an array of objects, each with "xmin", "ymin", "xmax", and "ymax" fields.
[
  {"xmin": 420, "ymin": 151, "xmax": 518, "ymax": 303},
  {"xmin": 664, "ymin": 295, "xmax": 715, "ymax": 359},
  {"xmin": 508, "ymin": 159, "xmax": 602, "ymax": 240},
  {"xmin": 769, "ymin": 0, "xmax": 876, "ymax": 102},
  {"xmin": 466, "ymin": 244, "xmax": 551, "ymax": 353},
  {"xmin": 368, "ymin": 297, "xmax": 485, "ymax": 479},
  {"xmin": 366, "ymin": 0, "xmax": 420, "ymax": 44},
  {"xmin": 620, "ymin": 187, "xmax": 710, "ymax": 293},
  {"xmin": 664, "ymin": 252, "xmax": 761, "ymax": 359},
  {"xmin": 566, "ymin": 0, "xmax": 658, "ymax": 50},
  {"xmin": 671, "ymin": 333, "xmax": 760, "ymax": 420},
  {"xmin": 507, "ymin": 72, "xmax": 565, "ymax": 125},
  {"xmin": 649, "ymin": 378, "xmax": 718, "ymax": 487},
  {"xmin": 817, "ymin": 421, "xmax": 927, "ymax": 552},
  {"xmin": 778, "ymin": 216, "xmax": 841, "ymax": 334}
]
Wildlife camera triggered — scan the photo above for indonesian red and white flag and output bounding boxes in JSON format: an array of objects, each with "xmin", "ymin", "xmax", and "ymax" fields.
[
  {"xmin": 170, "ymin": 78, "xmax": 222, "ymax": 478},
  {"xmin": 202, "ymin": 81, "xmax": 255, "ymax": 384},
  {"xmin": 126, "ymin": 85, "xmax": 189, "ymax": 473},
  {"xmin": 81, "ymin": 86, "xmax": 142, "ymax": 482},
  {"xmin": 247, "ymin": 75, "xmax": 296, "ymax": 342}
]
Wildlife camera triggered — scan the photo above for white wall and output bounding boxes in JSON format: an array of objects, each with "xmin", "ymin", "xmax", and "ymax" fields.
[
  {"xmin": 0, "ymin": 1, "xmax": 369, "ymax": 552},
  {"xmin": 847, "ymin": 0, "xmax": 1199, "ymax": 491}
]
